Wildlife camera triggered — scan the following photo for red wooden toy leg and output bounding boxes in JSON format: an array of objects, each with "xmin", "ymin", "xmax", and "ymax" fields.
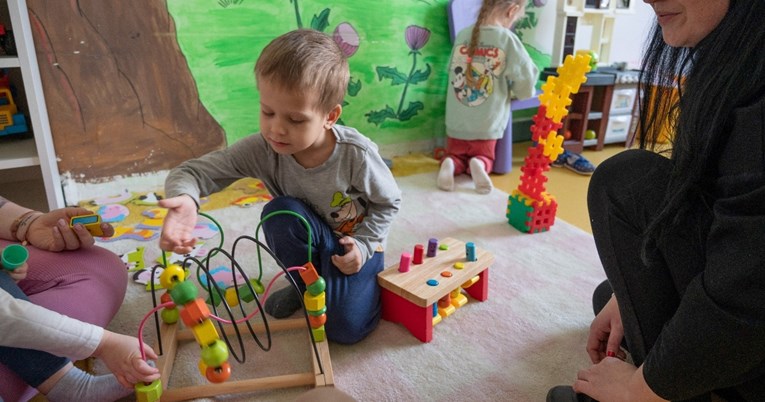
[
  {"xmin": 381, "ymin": 288, "xmax": 433, "ymax": 343},
  {"xmin": 463, "ymin": 269, "xmax": 489, "ymax": 302}
]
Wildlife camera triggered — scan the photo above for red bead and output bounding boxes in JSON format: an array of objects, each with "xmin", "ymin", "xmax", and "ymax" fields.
[{"xmin": 205, "ymin": 361, "xmax": 231, "ymax": 383}]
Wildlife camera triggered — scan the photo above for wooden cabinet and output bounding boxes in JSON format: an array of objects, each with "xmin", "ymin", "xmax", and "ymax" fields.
[
  {"xmin": 562, "ymin": 83, "xmax": 614, "ymax": 153},
  {"xmin": 0, "ymin": 0, "xmax": 63, "ymax": 210}
]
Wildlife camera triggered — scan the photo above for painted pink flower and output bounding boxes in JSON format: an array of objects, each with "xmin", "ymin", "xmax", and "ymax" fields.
[
  {"xmin": 405, "ymin": 25, "xmax": 430, "ymax": 51},
  {"xmin": 333, "ymin": 22, "xmax": 360, "ymax": 57}
]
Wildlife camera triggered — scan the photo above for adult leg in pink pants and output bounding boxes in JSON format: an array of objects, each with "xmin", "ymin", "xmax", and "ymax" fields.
[{"xmin": 0, "ymin": 240, "xmax": 127, "ymax": 402}]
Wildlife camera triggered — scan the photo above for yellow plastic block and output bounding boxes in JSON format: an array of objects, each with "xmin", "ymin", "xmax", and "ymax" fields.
[
  {"xmin": 432, "ymin": 314, "xmax": 442, "ymax": 326},
  {"xmin": 438, "ymin": 304, "xmax": 456, "ymax": 318},
  {"xmin": 461, "ymin": 276, "xmax": 480, "ymax": 289},
  {"xmin": 192, "ymin": 318, "xmax": 220, "ymax": 347},
  {"xmin": 451, "ymin": 289, "xmax": 468, "ymax": 308},
  {"xmin": 303, "ymin": 290, "xmax": 326, "ymax": 312}
]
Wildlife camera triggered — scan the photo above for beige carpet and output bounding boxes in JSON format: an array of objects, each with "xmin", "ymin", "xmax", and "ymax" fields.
[{"xmin": 102, "ymin": 172, "xmax": 607, "ymax": 401}]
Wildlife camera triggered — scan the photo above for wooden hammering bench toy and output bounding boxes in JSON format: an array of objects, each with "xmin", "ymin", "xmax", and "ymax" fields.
[{"xmin": 377, "ymin": 237, "xmax": 494, "ymax": 342}]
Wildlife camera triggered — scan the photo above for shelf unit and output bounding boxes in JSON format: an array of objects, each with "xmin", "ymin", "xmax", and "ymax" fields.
[
  {"xmin": 551, "ymin": 0, "xmax": 635, "ymax": 66},
  {"xmin": 1, "ymin": 0, "xmax": 63, "ymax": 210}
]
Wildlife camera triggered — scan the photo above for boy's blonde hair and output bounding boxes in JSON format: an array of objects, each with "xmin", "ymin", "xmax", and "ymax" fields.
[{"xmin": 255, "ymin": 29, "xmax": 349, "ymax": 113}]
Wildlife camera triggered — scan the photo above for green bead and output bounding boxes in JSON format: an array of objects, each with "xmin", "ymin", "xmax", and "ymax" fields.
[
  {"xmin": 238, "ymin": 279, "xmax": 265, "ymax": 303},
  {"xmin": 169, "ymin": 280, "xmax": 198, "ymax": 305},
  {"xmin": 206, "ymin": 288, "xmax": 223, "ymax": 306},
  {"xmin": 307, "ymin": 305, "xmax": 327, "ymax": 316},
  {"xmin": 200, "ymin": 339, "xmax": 229, "ymax": 368},
  {"xmin": 160, "ymin": 307, "xmax": 179, "ymax": 324},
  {"xmin": 306, "ymin": 277, "xmax": 326, "ymax": 296}
]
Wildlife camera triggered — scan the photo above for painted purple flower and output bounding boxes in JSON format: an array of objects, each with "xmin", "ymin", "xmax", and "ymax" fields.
[
  {"xmin": 333, "ymin": 22, "xmax": 360, "ymax": 57},
  {"xmin": 405, "ymin": 25, "xmax": 431, "ymax": 51}
]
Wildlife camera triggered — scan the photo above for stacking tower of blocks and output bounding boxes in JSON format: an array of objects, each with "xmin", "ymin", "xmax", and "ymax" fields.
[{"xmin": 507, "ymin": 54, "xmax": 592, "ymax": 233}]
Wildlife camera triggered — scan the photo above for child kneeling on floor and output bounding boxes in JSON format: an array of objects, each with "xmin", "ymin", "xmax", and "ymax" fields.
[
  {"xmin": 159, "ymin": 29, "xmax": 401, "ymax": 345},
  {"xmin": 438, "ymin": 0, "xmax": 539, "ymax": 194}
]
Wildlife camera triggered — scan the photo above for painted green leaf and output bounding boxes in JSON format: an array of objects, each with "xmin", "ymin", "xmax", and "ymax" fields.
[
  {"xmin": 311, "ymin": 8, "xmax": 331, "ymax": 32},
  {"xmin": 398, "ymin": 101, "xmax": 424, "ymax": 121},
  {"xmin": 409, "ymin": 63, "xmax": 431, "ymax": 85},
  {"xmin": 365, "ymin": 106, "xmax": 397, "ymax": 125},
  {"xmin": 347, "ymin": 78, "xmax": 362, "ymax": 97},
  {"xmin": 376, "ymin": 66, "xmax": 408, "ymax": 85}
]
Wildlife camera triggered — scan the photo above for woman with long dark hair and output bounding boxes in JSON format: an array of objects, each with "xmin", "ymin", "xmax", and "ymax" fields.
[{"xmin": 548, "ymin": 0, "xmax": 765, "ymax": 400}]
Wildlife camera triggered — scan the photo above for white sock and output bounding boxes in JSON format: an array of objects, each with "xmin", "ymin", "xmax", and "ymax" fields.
[
  {"xmin": 46, "ymin": 366, "xmax": 132, "ymax": 402},
  {"xmin": 437, "ymin": 158, "xmax": 455, "ymax": 192},
  {"xmin": 469, "ymin": 158, "xmax": 493, "ymax": 194}
]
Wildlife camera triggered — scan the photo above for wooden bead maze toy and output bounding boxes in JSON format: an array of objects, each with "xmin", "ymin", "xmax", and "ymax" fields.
[{"xmin": 133, "ymin": 214, "xmax": 333, "ymax": 402}]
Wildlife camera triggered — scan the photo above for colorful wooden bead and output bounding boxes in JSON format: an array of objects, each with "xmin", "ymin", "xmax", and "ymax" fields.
[
  {"xmin": 205, "ymin": 361, "xmax": 232, "ymax": 383},
  {"xmin": 306, "ymin": 276, "xmax": 326, "ymax": 296},
  {"xmin": 169, "ymin": 280, "xmax": 198, "ymax": 305},
  {"xmin": 299, "ymin": 262, "xmax": 320, "ymax": 285},
  {"xmin": 159, "ymin": 264, "xmax": 185, "ymax": 290},
  {"xmin": 180, "ymin": 298, "xmax": 211, "ymax": 328},
  {"xmin": 200, "ymin": 339, "xmax": 229, "ymax": 367},
  {"xmin": 191, "ymin": 318, "xmax": 220, "ymax": 347}
]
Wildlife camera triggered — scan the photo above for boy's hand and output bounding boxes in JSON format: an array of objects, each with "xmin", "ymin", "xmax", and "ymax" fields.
[
  {"xmin": 93, "ymin": 330, "xmax": 160, "ymax": 388},
  {"xmin": 26, "ymin": 208, "xmax": 114, "ymax": 252},
  {"xmin": 331, "ymin": 236, "xmax": 363, "ymax": 275},
  {"xmin": 158, "ymin": 195, "xmax": 198, "ymax": 254}
]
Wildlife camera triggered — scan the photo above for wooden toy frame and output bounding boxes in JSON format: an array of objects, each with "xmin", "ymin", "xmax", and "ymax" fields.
[{"xmin": 154, "ymin": 317, "xmax": 333, "ymax": 401}]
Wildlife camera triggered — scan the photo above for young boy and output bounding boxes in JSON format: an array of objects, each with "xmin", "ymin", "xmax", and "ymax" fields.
[{"xmin": 159, "ymin": 29, "xmax": 401, "ymax": 345}]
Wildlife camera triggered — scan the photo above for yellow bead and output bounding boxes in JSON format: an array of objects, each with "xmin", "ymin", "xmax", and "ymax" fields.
[{"xmin": 192, "ymin": 318, "xmax": 220, "ymax": 347}]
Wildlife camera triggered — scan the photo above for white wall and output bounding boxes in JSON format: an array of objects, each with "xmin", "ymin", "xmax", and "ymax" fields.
[
  {"xmin": 610, "ymin": 1, "xmax": 655, "ymax": 68},
  {"xmin": 526, "ymin": 1, "xmax": 655, "ymax": 69}
]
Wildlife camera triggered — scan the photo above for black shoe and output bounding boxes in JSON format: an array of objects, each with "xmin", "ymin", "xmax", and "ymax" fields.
[
  {"xmin": 546, "ymin": 385, "xmax": 597, "ymax": 402},
  {"xmin": 264, "ymin": 286, "xmax": 303, "ymax": 318}
]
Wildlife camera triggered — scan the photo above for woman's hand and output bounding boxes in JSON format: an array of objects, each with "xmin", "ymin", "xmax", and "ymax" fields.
[
  {"xmin": 331, "ymin": 236, "xmax": 363, "ymax": 275},
  {"xmin": 26, "ymin": 208, "xmax": 114, "ymax": 252},
  {"xmin": 587, "ymin": 294, "xmax": 626, "ymax": 363},
  {"xmin": 158, "ymin": 195, "xmax": 199, "ymax": 254},
  {"xmin": 574, "ymin": 361, "xmax": 667, "ymax": 402},
  {"xmin": 93, "ymin": 330, "xmax": 160, "ymax": 388}
]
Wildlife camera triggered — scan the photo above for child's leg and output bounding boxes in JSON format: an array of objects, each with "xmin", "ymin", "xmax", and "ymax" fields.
[
  {"xmin": 260, "ymin": 196, "xmax": 385, "ymax": 343},
  {"xmin": 466, "ymin": 139, "xmax": 497, "ymax": 194},
  {"xmin": 322, "ymin": 251, "xmax": 384, "ymax": 344},
  {"xmin": 445, "ymin": 137, "xmax": 470, "ymax": 175},
  {"xmin": 469, "ymin": 158, "xmax": 493, "ymax": 194},
  {"xmin": 260, "ymin": 197, "xmax": 339, "ymax": 318},
  {"xmin": 437, "ymin": 157, "xmax": 456, "ymax": 191}
]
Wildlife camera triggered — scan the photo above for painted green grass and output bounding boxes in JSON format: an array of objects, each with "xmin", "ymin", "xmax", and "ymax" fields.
[{"xmin": 167, "ymin": 0, "xmax": 550, "ymax": 147}]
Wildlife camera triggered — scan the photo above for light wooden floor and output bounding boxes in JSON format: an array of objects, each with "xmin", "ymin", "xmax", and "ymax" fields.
[
  {"xmin": 491, "ymin": 142, "xmax": 627, "ymax": 234},
  {"xmin": 391, "ymin": 142, "xmax": 627, "ymax": 234}
]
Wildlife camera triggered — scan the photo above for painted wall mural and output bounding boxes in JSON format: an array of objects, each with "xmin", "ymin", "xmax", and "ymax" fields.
[{"xmin": 29, "ymin": 0, "xmax": 552, "ymax": 183}]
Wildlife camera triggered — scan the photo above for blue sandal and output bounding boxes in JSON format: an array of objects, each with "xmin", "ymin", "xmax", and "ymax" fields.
[{"xmin": 551, "ymin": 150, "xmax": 596, "ymax": 175}]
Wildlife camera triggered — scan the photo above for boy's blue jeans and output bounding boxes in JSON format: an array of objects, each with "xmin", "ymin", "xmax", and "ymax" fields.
[
  {"xmin": 261, "ymin": 196, "xmax": 384, "ymax": 344},
  {"xmin": 0, "ymin": 272, "xmax": 69, "ymax": 388}
]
